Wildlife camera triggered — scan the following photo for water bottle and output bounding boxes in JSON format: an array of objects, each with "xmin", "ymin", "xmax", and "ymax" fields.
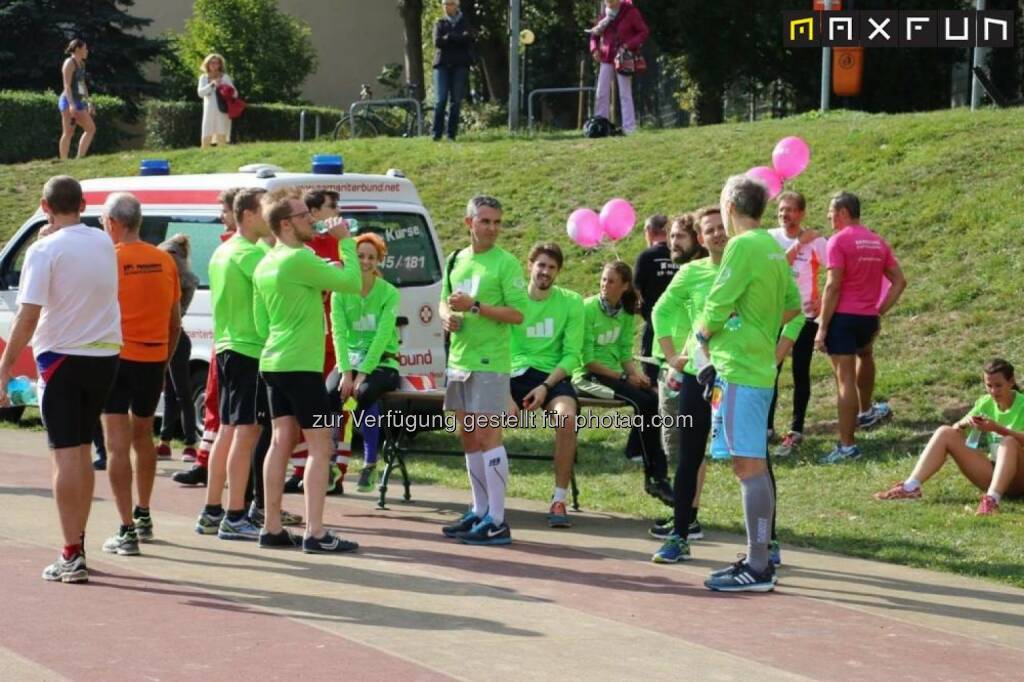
[
  {"xmin": 665, "ymin": 370, "xmax": 685, "ymax": 399},
  {"xmin": 7, "ymin": 375, "xmax": 36, "ymax": 406},
  {"xmin": 965, "ymin": 429, "xmax": 981, "ymax": 449}
]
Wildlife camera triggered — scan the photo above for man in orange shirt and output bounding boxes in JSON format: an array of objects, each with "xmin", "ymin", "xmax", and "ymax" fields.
[{"xmin": 100, "ymin": 192, "xmax": 181, "ymax": 556}]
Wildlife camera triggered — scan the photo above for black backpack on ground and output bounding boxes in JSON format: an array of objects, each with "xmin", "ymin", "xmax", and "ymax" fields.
[{"xmin": 583, "ymin": 116, "xmax": 622, "ymax": 138}]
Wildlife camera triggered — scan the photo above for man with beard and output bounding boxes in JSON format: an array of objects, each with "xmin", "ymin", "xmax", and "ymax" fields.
[{"xmin": 508, "ymin": 243, "xmax": 584, "ymax": 528}]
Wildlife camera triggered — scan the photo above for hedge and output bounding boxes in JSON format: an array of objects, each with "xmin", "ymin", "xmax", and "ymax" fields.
[
  {"xmin": 144, "ymin": 100, "xmax": 344, "ymax": 149},
  {"xmin": 0, "ymin": 90, "xmax": 132, "ymax": 164}
]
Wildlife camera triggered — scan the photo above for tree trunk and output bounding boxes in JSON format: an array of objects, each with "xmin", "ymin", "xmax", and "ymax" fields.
[
  {"xmin": 397, "ymin": 0, "xmax": 425, "ymax": 101},
  {"xmin": 461, "ymin": 0, "xmax": 509, "ymax": 102},
  {"xmin": 694, "ymin": 87, "xmax": 724, "ymax": 125}
]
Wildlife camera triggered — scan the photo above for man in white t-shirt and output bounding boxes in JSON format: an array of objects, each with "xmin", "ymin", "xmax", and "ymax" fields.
[
  {"xmin": 767, "ymin": 190, "xmax": 827, "ymax": 457},
  {"xmin": 0, "ymin": 176, "xmax": 121, "ymax": 584}
]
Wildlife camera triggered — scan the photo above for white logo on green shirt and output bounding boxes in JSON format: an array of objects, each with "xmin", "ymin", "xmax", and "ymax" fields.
[
  {"xmin": 353, "ymin": 314, "xmax": 378, "ymax": 332},
  {"xmin": 597, "ymin": 327, "xmax": 621, "ymax": 345},
  {"xmin": 526, "ymin": 318, "xmax": 555, "ymax": 339},
  {"xmin": 454, "ymin": 277, "xmax": 481, "ymax": 296}
]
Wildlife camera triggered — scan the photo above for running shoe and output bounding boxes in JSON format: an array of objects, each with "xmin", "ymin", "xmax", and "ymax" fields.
[
  {"xmin": 819, "ymin": 443, "xmax": 862, "ymax": 464},
  {"xmin": 102, "ymin": 527, "xmax": 141, "ymax": 556},
  {"xmin": 704, "ymin": 560, "xmax": 776, "ymax": 592},
  {"xmin": 356, "ymin": 466, "xmax": 376, "ymax": 493},
  {"xmin": 770, "ymin": 540, "xmax": 782, "ymax": 567},
  {"xmin": 976, "ymin": 494, "xmax": 1000, "ymax": 516},
  {"xmin": 173, "ymin": 464, "xmax": 207, "ymax": 486},
  {"xmin": 874, "ymin": 482, "xmax": 922, "ymax": 501},
  {"xmin": 181, "ymin": 446, "xmax": 198, "ymax": 463},
  {"xmin": 133, "ymin": 512, "xmax": 154, "ymax": 541},
  {"xmin": 547, "ymin": 501, "xmax": 571, "ymax": 528},
  {"xmin": 156, "ymin": 442, "xmax": 172, "ymax": 459},
  {"xmin": 42, "ymin": 554, "xmax": 88, "ymax": 583},
  {"xmin": 195, "ymin": 509, "xmax": 224, "ymax": 535},
  {"xmin": 644, "ymin": 477, "xmax": 675, "ymax": 506},
  {"xmin": 457, "ymin": 515, "xmax": 512, "ymax": 546},
  {"xmin": 303, "ymin": 531, "xmax": 359, "ymax": 554},
  {"xmin": 327, "ymin": 465, "xmax": 345, "ymax": 496},
  {"xmin": 687, "ymin": 519, "xmax": 704, "ymax": 541},
  {"xmin": 283, "ymin": 474, "xmax": 303, "ymax": 494},
  {"xmin": 259, "ymin": 529, "xmax": 301, "ymax": 549},
  {"xmin": 442, "ymin": 510, "xmax": 481, "ymax": 538},
  {"xmin": 709, "ymin": 554, "xmax": 750, "ymax": 578},
  {"xmin": 247, "ymin": 503, "xmax": 304, "ymax": 528},
  {"xmin": 281, "ymin": 509, "xmax": 304, "ymax": 526},
  {"xmin": 774, "ymin": 431, "xmax": 803, "ymax": 458},
  {"xmin": 648, "ymin": 517, "xmax": 674, "ymax": 539},
  {"xmin": 652, "ymin": 534, "xmax": 691, "ymax": 564},
  {"xmin": 858, "ymin": 403, "xmax": 893, "ymax": 429},
  {"xmin": 218, "ymin": 516, "xmax": 261, "ymax": 541},
  {"xmin": 92, "ymin": 456, "xmax": 106, "ymax": 471}
]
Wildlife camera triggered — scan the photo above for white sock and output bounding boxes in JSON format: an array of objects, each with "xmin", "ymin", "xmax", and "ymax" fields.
[
  {"xmin": 552, "ymin": 487, "xmax": 568, "ymax": 503},
  {"xmin": 986, "ymin": 489, "xmax": 1002, "ymax": 503},
  {"xmin": 903, "ymin": 478, "xmax": 921, "ymax": 492},
  {"xmin": 465, "ymin": 452, "xmax": 487, "ymax": 517},
  {"xmin": 483, "ymin": 446, "xmax": 509, "ymax": 526}
]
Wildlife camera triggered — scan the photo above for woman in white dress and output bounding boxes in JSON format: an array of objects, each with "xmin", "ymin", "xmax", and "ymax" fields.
[{"xmin": 197, "ymin": 53, "xmax": 233, "ymax": 147}]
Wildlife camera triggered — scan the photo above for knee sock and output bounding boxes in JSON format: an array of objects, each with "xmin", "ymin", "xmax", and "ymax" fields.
[
  {"xmin": 740, "ymin": 472, "xmax": 775, "ymax": 573},
  {"xmin": 765, "ymin": 452, "xmax": 778, "ymax": 541},
  {"xmin": 483, "ymin": 446, "xmax": 510, "ymax": 526},
  {"xmin": 465, "ymin": 451, "xmax": 487, "ymax": 517},
  {"xmin": 361, "ymin": 404, "xmax": 381, "ymax": 466}
]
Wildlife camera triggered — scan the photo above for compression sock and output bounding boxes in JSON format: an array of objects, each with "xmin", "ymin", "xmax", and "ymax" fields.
[
  {"xmin": 740, "ymin": 471, "xmax": 775, "ymax": 573},
  {"xmin": 465, "ymin": 451, "xmax": 487, "ymax": 517},
  {"xmin": 483, "ymin": 446, "xmax": 510, "ymax": 526}
]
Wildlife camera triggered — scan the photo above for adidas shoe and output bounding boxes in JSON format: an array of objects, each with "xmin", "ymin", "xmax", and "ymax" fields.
[
  {"xmin": 218, "ymin": 515, "xmax": 261, "ymax": 541},
  {"xmin": 704, "ymin": 560, "xmax": 776, "ymax": 592},
  {"xmin": 303, "ymin": 531, "xmax": 359, "ymax": 554},
  {"xmin": 442, "ymin": 510, "xmax": 481, "ymax": 538},
  {"xmin": 102, "ymin": 527, "xmax": 141, "ymax": 556},
  {"xmin": 42, "ymin": 553, "xmax": 88, "ymax": 583},
  {"xmin": 652, "ymin": 535, "xmax": 692, "ymax": 564},
  {"xmin": 195, "ymin": 509, "xmax": 224, "ymax": 535},
  {"xmin": 456, "ymin": 515, "xmax": 512, "ymax": 546}
]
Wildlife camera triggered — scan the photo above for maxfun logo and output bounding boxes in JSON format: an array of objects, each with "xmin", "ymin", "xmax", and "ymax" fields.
[{"xmin": 526, "ymin": 318, "xmax": 555, "ymax": 339}]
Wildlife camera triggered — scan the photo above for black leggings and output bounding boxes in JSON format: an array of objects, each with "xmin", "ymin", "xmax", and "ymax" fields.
[
  {"xmin": 594, "ymin": 375, "xmax": 667, "ymax": 480},
  {"xmin": 769, "ymin": 318, "xmax": 818, "ymax": 434},
  {"xmin": 159, "ymin": 333, "xmax": 197, "ymax": 444},
  {"xmin": 673, "ymin": 372, "xmax": 777, "ymax": 540}
]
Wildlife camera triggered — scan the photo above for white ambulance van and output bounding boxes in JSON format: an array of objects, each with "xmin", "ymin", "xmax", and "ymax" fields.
[{"xmin": 0, "ymin": 162, "xmax": 446, "ymax": 424}]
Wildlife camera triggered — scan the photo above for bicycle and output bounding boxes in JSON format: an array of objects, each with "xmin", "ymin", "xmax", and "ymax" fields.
[{"xmin": 333, "ymin": 65, "xmax": 425, "ymax": 139}]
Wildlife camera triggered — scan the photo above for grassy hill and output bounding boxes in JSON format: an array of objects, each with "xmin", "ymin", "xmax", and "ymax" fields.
[{"xmin": 3, "ymin": 108, "xmax": 1024, "ymax": 586}]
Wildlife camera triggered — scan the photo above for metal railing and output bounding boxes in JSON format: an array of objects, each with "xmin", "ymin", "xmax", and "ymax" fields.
[
  {"xmin": 349, "ymin": 98, "xmax": 423, "ymax": 138},
  {"xmin": 527, "ymin": 86, "xmax": 596, "ymax": 133},
  {"xmin": 298, "ymin": 110, "xmax": 323, "ymax": 141}
]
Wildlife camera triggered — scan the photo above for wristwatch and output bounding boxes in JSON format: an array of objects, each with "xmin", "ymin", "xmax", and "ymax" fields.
[
  {"xmin": 469, "ymin": 300, "xmax": 481, "ymax": 314},
  {"xmin": 619, "ymin": 371, "xmax": 629, "ymax": 382}
]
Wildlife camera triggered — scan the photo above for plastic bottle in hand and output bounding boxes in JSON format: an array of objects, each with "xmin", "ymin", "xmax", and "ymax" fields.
[
  {"xmin": 665, "ymin": 370, "xmax": 685, "ymax": 399},
  {"xmin": 7, "ymin": 376, "xmax": 37, "ymax": 406}
]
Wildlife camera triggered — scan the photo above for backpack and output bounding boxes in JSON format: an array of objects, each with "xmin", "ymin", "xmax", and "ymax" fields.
[{"xmin": 583, "ymin": 116, "xmax": 612, "ymax": 138}]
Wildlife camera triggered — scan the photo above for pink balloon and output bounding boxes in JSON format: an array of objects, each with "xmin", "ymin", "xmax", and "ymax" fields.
[
  {"xmin": 772, "ymin": 136, "xmax": 811, "ymax": 180},
  {"xmin": 746, "ymin": 166, "xmax": 783, "ymax": 200},
  {"xmin": 599, "ymin": 199, "xmax": 636, "ymax": 241},
  {"xmin": 567, "ymin": 208, "xmax": 603, "ymax": 248}
]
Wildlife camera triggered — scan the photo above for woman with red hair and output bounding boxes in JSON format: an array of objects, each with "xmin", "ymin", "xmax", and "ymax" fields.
[{"xmin": 330, "ymin": 233, "xmax": 402, "ymax": 491}]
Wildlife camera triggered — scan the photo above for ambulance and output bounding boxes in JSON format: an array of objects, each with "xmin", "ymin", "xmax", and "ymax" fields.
[{"xmin": 0, "ymin": 161, "xmax": 447, "ymax": 424}]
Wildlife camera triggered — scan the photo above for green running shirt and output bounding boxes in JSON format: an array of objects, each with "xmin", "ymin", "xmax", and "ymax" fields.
[
  {"xmin": 209, "ymin": 234, "xmax": 267, "ymax": 359},
  {"xmin": 575, "ymin": 295, "xmax": 635, "ymax": 380},
  {"xmin": 331, "ymin": 276, "xmax": 401, "ymax": 374},
  {"xmin": 698, "ymin": 229, "xmax": 801, "ymax": 388},
  {"xmin": 441, "ymin": 246, "xmax": 528, "ymax": 374},
  {"xmin": 510, "ymin": 286, "xmax": 584, "ymax": 375},
  {"xmin": 651, "ymin": 257, "xmax": 719, "ymax": 375},
  {"xmin": 253, "ymin": 239, "xmax": 360, "ymax": 372}
]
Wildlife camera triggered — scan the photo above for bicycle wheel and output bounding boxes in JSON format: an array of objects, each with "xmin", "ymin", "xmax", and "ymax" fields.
[{"xmin": 334, "ymin": 113, "xmax": 382, "ymax": 139}]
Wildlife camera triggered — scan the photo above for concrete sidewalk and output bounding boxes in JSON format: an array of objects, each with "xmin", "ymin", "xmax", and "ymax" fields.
[{"xmin": 0, "ymin": 429, "xmax": 1021, "ymax": 681}]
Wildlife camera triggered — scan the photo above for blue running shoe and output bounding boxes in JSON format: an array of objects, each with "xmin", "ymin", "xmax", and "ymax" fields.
[
  {"xmin": 652, "ymin": 534, "xmax": 691, "ymax": 564},
  {"xmin": 457, "ymin": 515, "xmax": 512, "ymax": 546},
  {"xmin": 704, "ymin": 560, "xmax": 775, "ymax": 592},
  {"xmin": 819, "ymin": 443, "xmax": 862, "ymax": 465},
  {"xmin": 303, "ymin": 531, "xmax": 358, "ymax": 554},
  {"xmin": 442, "ymin": 510, "xmax": 481, "ymax": 538},
  {"xmin": 195, "ymin": 509, "xmax": 224, "ymax": 535},
  {"xmin": 770, "ymin": 540, "xmax": 782, "ymax": 566},
  {"xmin": 217, "ymin": 515, "xmax": 260, "ymax": 541}
]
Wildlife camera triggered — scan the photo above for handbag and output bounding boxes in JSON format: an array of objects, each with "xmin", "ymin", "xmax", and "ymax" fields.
[{"xmin": 614, "ymin": 47, "xmax": 646, "ymax": 76}]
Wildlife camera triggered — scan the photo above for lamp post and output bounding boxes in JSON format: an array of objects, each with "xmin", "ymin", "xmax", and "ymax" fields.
[
  {"xmin": 509, "ymin": 0, "xmax": 522, "ymax": 130},
  {"xmin": 970, "ymin": 0, "xmax": 987, "ymax": 110},
  {"xmin": 820, "ymin": 0, "xmax": 833, "ymax": 112}
]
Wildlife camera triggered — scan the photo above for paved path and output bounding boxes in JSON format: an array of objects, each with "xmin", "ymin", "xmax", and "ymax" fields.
[{"xmin": 0, "ymin": 430, "xmax": 1021, "ymax": 681}]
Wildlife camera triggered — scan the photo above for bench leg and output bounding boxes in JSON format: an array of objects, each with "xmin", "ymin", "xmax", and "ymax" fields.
[
  {"xmin": 397, "ymin": 451, "xmax": 412, "ymax": 502},
  {"xmin": 377, "ymin": 431, "xmax": 397, "ymax": 509},
  {"xmin": 570, "ymin": 447, "xmax": 581, "ymax": 511}
]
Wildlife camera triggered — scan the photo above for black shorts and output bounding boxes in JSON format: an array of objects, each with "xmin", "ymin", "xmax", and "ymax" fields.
[
  {"xmin": 216, "ymin": 350, "xmax": 260, "ymax": 426},
  {"xmin": 510, "ymin": 368, "xmax": 578, "ymax": 410},
  {"xmin": 38, "ymin": 353, "xmax": 118, "ymax": 449},
  {"xmin": 825, "ymin": 313, "xmax": 880, "ymax": 355},
  {"xmin": 103, "ymin": 359, "xmax": 165, "ymax": 417},
  {"xmin": 261, "ymin": 370, "xmax": 330, "ymax": 430}
]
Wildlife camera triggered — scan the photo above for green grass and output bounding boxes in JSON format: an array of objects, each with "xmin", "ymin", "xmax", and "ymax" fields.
[{"xmin": 3, "ymin": 108, "xmax": 1024, "ymax": 587}]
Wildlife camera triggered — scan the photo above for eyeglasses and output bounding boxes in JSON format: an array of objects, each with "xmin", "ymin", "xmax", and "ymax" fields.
[{"xmin": 286, "ymin": 210, "xmax": 311, "ymax": 220}]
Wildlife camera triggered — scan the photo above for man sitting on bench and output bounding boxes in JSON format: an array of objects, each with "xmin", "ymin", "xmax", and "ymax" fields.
[{"xmin": 509, "ymin": 243, "xmax": 585, "ymax": 528}]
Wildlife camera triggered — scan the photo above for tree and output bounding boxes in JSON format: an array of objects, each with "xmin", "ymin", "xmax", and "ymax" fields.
[
  {"xmin": 0, "ymin": 0, "xmax": 165, "ymax": 109},
  {"xmin": 398, "ymin": 0, "xmax": 426, "ymax": 102},
  {"xmin": 161, "ymin": 0, "xmax": 317, "ymax": 103}
]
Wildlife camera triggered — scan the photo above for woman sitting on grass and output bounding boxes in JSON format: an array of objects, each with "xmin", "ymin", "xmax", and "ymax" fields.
[{"xmin": 874, "ymin": 358, "xmax": 1024, "ymax": 514}]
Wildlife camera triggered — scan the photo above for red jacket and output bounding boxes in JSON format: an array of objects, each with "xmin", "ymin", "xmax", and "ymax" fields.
[{"xmin": 589, "ymin": 2, "xmax": 649, "ymax": 64}]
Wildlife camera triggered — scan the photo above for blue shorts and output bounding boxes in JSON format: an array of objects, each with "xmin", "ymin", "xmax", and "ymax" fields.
[
  {"xmin": 709, "ymin": 378, "xmax": 772, "ymax": 459},
  {"xmin": 58, "ymin": 94, "xmax": 86, "ymax": 112}
]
